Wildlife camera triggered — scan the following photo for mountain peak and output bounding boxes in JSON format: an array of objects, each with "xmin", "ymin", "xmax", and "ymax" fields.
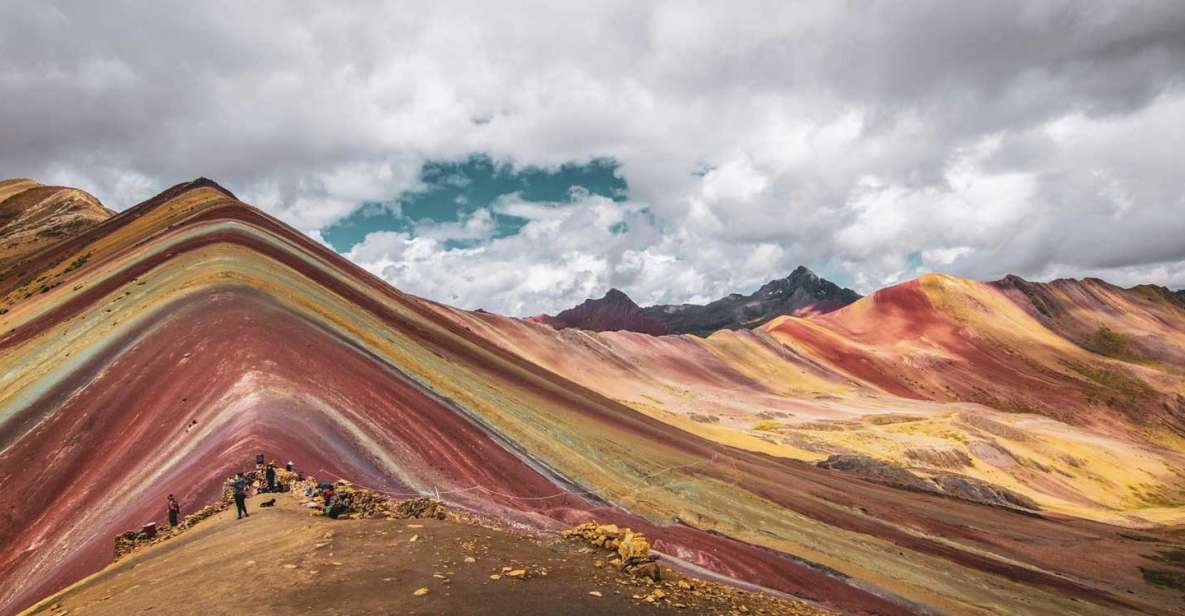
[
  {"xmin": 536, "ymin": 287, "xmax": 669, "ymax": 335},
  {"xmin": 788, "ymin": 265, "xmax": 817, "ymax": 279},
  {"xmin": 539, "ymin": 269, "xmax": 861, "ymax": 337},
  {"xmin": 600, "ymin": 287, "xmax": 637, "ymax": 306}
]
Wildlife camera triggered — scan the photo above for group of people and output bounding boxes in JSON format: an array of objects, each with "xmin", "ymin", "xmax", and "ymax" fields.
[
  {"xmin": 303, "ymin": 480, "xmax": 353, "ymax": 518},
  {"xmin": 165, "ymin": 456, "xmax": 297, "ymax": 525}
]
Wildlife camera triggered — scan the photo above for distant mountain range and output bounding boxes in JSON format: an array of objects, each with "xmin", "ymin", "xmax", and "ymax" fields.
[{"xmin": 534, "ymin": 265, "xmax": 861, "ymax": 336}]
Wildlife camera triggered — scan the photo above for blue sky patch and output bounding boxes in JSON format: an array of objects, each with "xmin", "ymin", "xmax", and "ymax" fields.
[{"xmin": 321, "ymin": 154, "xmax": 628, "ymax": 252}]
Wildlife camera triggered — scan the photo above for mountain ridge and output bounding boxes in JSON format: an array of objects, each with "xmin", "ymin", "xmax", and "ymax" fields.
[{"xmin": 536, "ymin": 266, "xmax": 861, "ymax": 337}]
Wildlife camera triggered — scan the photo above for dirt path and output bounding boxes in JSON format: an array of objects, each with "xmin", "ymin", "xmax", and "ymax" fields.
[{"xmin": 23, "ymin": 495, "xmax": 833, "ymax": 615}]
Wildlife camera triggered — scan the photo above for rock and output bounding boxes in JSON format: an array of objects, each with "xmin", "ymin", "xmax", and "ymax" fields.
[
  {"xmin": 930, "ymin": 473, "xmax": 1041, "ymax": 511},
  {"xmin": 409, "ymin": 534, "xmax": 420, "ymax": 542},
  {"xmin": 463, "ymin": 556, "xmax": 476, "ymax": 563},
  {"xmin": 617, "ymin": 530, "xmax": 650, "ymax": 560},
  {"xmin": 565, "ymin": 521, "xmax": 649, "ymax": 562},
  {"xmin": 630, "ymin": 561, "xmax": 661, "ymax": 581},
  {"xmin": 816, "ymin": 454, "xmax": 935, "ymax": 492},
  {"xmin": 282, "ymin": 564, "xmax": 297, "ymax": 569},
  {"xmin": 506, "ymin": 569, "xmax": 526, "ymax": 578},
  {"xmin": 588, "ymin": 591, "xmax": 602, "ymax": 597},
  {"xmin": 489, "ymin": 574, "xmax": 502, "ymax": 580},
  {"xmin": 413, "ymin": 587, "xmax": 430, "ymax": 596}
]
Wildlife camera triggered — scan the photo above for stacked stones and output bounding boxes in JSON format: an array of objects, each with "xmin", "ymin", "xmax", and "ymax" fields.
[{"xmin": 562, "ymin": 521, "xmax": 660, "ymax": 580}]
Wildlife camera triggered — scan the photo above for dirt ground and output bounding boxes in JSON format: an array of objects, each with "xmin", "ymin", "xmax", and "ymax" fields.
[{"xmin": 23, "ymin": 495, "xmax": 833, "ymax": 616}]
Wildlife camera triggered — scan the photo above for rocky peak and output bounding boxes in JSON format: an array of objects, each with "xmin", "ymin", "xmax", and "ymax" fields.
[
  {"xmin": 599, "ymin": 288, "xmax": 639, "ymax": 308},
  {"xmin": 535, "ymin": 287, "xmax": 671, "ymax": 336},
  {"xmin": 537, "ymin": 267, "xmax": 861, "ymax": 337}
]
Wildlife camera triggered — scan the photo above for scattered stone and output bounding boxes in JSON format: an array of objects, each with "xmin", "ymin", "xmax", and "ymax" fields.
[
  {"xmin": 588, "ymin": 591, "xmax": 602, "ymax": 597},
  {"xmin": 282, "ymin": 564, "xmax": 297, "ymax": 569},
  {"xmin": 489, "ymin": 574, "xmax": 502, "ymax": 580},
  {"xmin": 464, "ymin": 556, "xmax": 476, "ymax": 563},
  {"xmin": 413, "ymin": 587, "xmax": 430, "ymax": 596},
  {"xmin": 506, "ymin": 569, "xmax": 526, "ymax": 578}
]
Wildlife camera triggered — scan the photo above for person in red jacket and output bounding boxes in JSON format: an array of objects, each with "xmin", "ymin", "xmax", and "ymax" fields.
[{"xmin": 167, "ymin": 494, "xmax": 181, "ymax": 527}]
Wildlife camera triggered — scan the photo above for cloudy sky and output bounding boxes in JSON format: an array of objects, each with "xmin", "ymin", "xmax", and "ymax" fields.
[{"xmin": 3, "ymin": 1, "xmax": 1184, "ymax": 314}]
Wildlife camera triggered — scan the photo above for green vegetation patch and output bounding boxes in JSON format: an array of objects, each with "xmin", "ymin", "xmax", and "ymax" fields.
[
  {"xmin": 1141, "ymin": 567, "xmax": 1185, "ymax": 593},
  {"xmin": 1064, "ymin": 359, "xmax": 1155, "ymax": 402},
  {"xmin": 1149, "ymin": 549, "xmax": 1185, "ymax": 566},
  {"xmin": 63, "ymin": 252, "xmax": 91, "ymax": 273},
  {"xmin": 1083, "ymin": 325, "xmax": 1143, "ymax": 362}
]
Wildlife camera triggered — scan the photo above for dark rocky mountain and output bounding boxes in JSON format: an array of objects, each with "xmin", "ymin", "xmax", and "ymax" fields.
[
  {"xmin": 641, "ymin": 266, "xmax": 861, "ymax": 336},
  {"xmin": 535, "ymin": 266, "xmax": 860, "ymax": 337},
  {"xmin": 533, "ymin": 288, "xmax": 671, "ymax": 335}
]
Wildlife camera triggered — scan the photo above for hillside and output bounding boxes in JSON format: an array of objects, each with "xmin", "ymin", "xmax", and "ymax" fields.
[
  {"xmin": 0, "ymin": 179, "xmax": 114, "ymax": 270},
  {"xmin": 993, "ymin": 274, "xmax": 1185, "ymax": 368},
  {"xmin": 2, "ymin": 179, "xmax": 1184, "ymax": 615},
  {"xmin": 434, "ymin": 273, "xmax": 1185, "ymax": 528}
]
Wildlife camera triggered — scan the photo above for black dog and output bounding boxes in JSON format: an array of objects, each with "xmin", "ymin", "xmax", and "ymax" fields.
[{"xmin": 259, "ymin": 498, "xmax": 276, "ymax": 508}]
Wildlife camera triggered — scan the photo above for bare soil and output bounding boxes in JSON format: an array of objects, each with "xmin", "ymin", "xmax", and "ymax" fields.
[{"xmin": 23, "ymin": 495, "xmax": 831, "ymax": 616}]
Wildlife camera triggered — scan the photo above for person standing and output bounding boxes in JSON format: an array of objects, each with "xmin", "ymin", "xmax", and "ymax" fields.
[
  {"xmin": 228, "ymin": 473, "xmax": 250, "ymax": 519},
  {"xmin": 265, "ymin": 463, "xmax": 277, "ymax": 493},
  {"xmin": 167, "ymin": 494, "xmax": 181, "ymax": 527}
]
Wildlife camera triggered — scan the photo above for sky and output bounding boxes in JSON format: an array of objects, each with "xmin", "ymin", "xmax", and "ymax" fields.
[{"xmin": 2, "ymin": 1, "xmax": 1184, "ymax": 315}]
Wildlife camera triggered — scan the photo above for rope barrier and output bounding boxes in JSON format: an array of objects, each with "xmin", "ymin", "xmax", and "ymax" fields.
[{"xmin": 313, "ymin": 452, "xmax": 726, "ymax": 504}]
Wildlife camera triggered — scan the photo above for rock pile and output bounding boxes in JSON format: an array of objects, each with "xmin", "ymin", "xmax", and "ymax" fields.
[
  {"xmin": 114, "ymin": 488, "xmax": 234, "ymax": 560},
  {"xmin": 395, "ymin": 496, "xmax": 447, "ymax": 520},
  {"xmin": 563, "ymin": 521, "xmax": 661, "ymax": 581},
  {"xmin": 294, "ymin": 477, "xmax": 448, "ymax": 520}
]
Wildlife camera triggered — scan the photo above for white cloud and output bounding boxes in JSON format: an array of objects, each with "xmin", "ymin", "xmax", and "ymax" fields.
[{"xmin": 3, "ymin": 1, "xmax": 1185, "ymax": 313}]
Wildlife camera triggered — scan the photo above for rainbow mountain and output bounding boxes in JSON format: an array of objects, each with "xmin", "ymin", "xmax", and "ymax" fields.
[{"xmin": 2, "ymin": 178, "xmax": 1185, "ymax": 615}]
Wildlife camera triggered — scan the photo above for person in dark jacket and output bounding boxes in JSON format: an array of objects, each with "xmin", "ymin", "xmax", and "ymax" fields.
[
  {"xmin": 228, "ymin": 473, "xmax": 249, "ymax": 519},
  {"xmin": 265, "ymin": 464, "xmax": 276, "ymax": 492},
  {"xmin": 167, "ymin": 494, "xmax": 181, "ymax": 527}
]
